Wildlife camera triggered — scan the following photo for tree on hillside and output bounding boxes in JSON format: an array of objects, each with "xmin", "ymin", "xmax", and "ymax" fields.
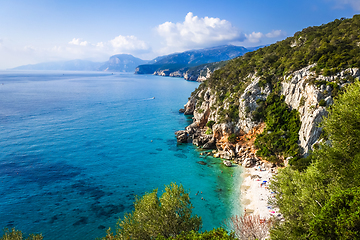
[
  {"xmin": 0, "ymin": 228, "xmax": 43, "ymax": 240},
  {"xmin": 155, "ymin": 228, "xmax": 236, "ymax": 240},
  {"xmin": 102, "ymin": 183, "xmax": 202, "ymax": 240},
  {"xmin": 309, "ymin": 187, "xmax": 360, "ymax": 239},
  {"xmin": 270, "ymin": 81, "xmax": 360, "ymax": 239}
]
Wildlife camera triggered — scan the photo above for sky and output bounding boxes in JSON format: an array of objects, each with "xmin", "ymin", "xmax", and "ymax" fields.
[{"xmin": 0, "ymin": 0, "xmax": 359, "ymax": 69}]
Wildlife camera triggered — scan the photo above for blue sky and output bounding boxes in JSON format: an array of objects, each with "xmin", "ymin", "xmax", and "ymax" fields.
[{"xmin": 0, "ymin": 0, "xmax": 359, "ymax": 69}]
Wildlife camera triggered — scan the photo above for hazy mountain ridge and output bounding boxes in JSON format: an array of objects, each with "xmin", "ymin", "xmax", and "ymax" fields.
[
  {"xmin": 98, "ymin": 54, "xmax": 148, "ymax": 72},
  {"xmin": 135, "ymin": 45, "xmax": 252, "ymax": 79},
  {"xmin": 11, "ymin": 45, "xmax": 254, "ymax": 76}
]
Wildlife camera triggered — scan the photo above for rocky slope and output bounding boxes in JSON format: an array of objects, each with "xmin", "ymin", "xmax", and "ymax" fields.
[
  {"xmin": 176, "ymin": 15, "xmax": 360, "ymax": 168},
  {"xmin": 177, "ymin": 65, "xmax": 360, "ymax": 167}
]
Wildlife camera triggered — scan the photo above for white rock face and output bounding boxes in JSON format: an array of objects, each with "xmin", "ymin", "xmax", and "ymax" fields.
[
  {"xmin": 181, "ymin": 64, "xmax": 360, "ymax": 156},
  {"xmin": 281, "ymin": 65, "xmax": 359, "ymax": 155},
  {"xmin": 237, "ymin": 76, "xmax": 271, "ymax": 133}
]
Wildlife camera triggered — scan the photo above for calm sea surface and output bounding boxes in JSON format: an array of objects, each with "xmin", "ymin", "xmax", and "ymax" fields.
[{"xmin": 0, "ymin": 71, "xmax": 241, "ymax": 239}]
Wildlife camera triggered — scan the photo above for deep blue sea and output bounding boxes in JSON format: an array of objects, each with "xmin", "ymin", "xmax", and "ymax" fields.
[{"xmin": 0, "ymin": 71, "xmax": 241, "ymax": 239}]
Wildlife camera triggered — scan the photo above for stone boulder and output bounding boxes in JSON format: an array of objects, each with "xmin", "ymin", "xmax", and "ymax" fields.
[
  {"xmin": 223, "ymin": 160, "xmax": 232, "ymax": 167},
  {"xmin": 242, "ymin": 158, "xmax": 255, "ymax": 168},
  {"xmin": 202, "ymin": 138, "xmax": 216, "ymax": 149},
  {"xmin": 175, "ymin": 130, "xmax": 188, "ymax": 143}
]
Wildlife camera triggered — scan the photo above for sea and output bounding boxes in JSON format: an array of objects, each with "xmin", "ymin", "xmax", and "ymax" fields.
[{"xmin": 0, "ymin": 71, "xmax": 242, "ymax": 239}]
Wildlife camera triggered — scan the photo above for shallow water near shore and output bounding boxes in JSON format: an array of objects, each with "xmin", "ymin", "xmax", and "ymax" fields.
[{"xmin": 0, "ymin": 71, "xmax": 241, "ymax": 239}]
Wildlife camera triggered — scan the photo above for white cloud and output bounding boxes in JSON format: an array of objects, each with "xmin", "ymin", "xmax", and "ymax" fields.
[
  {"xmin": 69, "ymin": 38, "xmax": 88, "ymax": 46},
  {"xmin": 156, "ymin": 12, "xmax": 243, "ymax": 52},
  {"xmin": 244, "ymin": 30, "xmax": 285, "ymax": 44},
  {"xmin": 331, "ymin": 0, "xmax": 360, "ymax": 10},
  {"xmin": 266, "ymin": 30, "xmax": 285, "ymax": 38},
  {"xmin": 245, "ymin": 32, "xmax": 264, "ymax": 43},
  {"xmin": 110, "ymin": 35, "xmax": 148, "ymax": 52}
]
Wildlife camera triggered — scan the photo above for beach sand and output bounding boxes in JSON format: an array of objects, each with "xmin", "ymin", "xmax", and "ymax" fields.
[{"xmin": 240, "ymin": 166, "xmax": 278, "ymax": 219}]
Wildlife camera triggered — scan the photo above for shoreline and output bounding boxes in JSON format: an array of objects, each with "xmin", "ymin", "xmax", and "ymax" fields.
[{"xmin": 239, "ymin": 166, "xmax": 278, "ymax": 219}]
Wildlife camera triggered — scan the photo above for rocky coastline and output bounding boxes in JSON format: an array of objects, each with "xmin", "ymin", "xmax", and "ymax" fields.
[{"xmin": 176, "ymin": 65, "xmax": 360, "ymax": 219}]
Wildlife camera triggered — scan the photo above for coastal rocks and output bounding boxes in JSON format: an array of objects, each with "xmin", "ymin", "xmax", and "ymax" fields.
[
  {"xmin": 175, "ymin": 130, "xmax": 188, "ymax": 143},
  {"xmin": 202, "ymin": 138, "xmax": 216, "ymax": 149},
  {"xmin": 183, "ymin": 97, "xmax": 196, "ymax": 115},
  {"xmin": 242, "ymin": 158, "xmax": 255, "ymax": 168},
  {"xmin": 223, "ymin": 160, "xmax": 232, "ymax": 167}
]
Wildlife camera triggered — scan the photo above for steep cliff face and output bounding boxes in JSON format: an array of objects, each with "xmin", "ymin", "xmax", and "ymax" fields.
[{"xmin": 178, "ymin": 65, "xmax": 360, "ymax": 164}]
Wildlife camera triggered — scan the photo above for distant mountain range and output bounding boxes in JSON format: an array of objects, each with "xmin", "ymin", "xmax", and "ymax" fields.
[
  {"xmin": 11, "ymin": 45, "xmax": 262, "ymax": 80},
  {"xmin": 11, "ymin": 54, "xmax": 147, "ymax": 72},
  {"xmin": 98, "ymin": 54, "xmax": 147, "ymax": 72},
  {"xmin": 135, "ymin": 45, "xmax": 251, "ymax": 75}
]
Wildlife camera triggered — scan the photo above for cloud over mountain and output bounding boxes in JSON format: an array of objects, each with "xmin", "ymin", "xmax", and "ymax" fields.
[{"xmin": 156, "ymin": 12, "xmax": 243, "ymax": 52}]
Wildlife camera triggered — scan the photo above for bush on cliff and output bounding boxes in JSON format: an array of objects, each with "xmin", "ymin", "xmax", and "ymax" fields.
[
  {"xmin": 254, "ymin": 92, "xmax": 301, "ymax": 165},
  {"xmin": 102, "ymin": 183, "xmax": 202, "ymax": 240},
  {"xmin": 270, "ymin": 81, "xmax": 360, "ymax": 239}
]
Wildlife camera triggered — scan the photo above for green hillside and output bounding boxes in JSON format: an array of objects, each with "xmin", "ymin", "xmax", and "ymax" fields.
[{"xmin": 195, "ymin": 15, "xmax": 360, "ymax": 108}]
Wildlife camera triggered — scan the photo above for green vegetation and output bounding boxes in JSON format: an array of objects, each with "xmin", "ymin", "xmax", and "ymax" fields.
[
  {"xmin": 205, "ymin": 128, "xmax": 213, "ymax": 135},
  {"xmin": 253, "ymin": 92, "xmax": 301, "ymax": 164},
  {"xmin": 318, "ymin": 99, "xmax": 326, "ymax": 107},
  {"xmin": 270, "ymin": 81, "xmax": 360, "ymax": 239},
  {"xmin": 227, "ymin": 134, "xmax": 237, "ymax": 143},
  {"xmin": 206, "ymin": 120, "xmax": 215, "ymax": 129},
  {"xmin": 309, "ymin": 187, "xmax": 360, "ymax": 239},
  {"xmin": 192, "ymin": 15, "xmax": 360, "ymax": 122},
  {"xmin": 155, "ymin": 228, "xmax": 236, "ymax": 240},
  {"xmin": 0, "ymin": 228, "xmax": 42, "ymax": 240},
  {"xmin": 102, "ymin": 183, "xmax": 202, "ymax": 240}
]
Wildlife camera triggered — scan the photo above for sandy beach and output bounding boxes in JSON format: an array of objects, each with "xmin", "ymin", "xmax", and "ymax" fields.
[{"xmin": 240, "ymin": 166, "xmax": 278, "ymax": 219}]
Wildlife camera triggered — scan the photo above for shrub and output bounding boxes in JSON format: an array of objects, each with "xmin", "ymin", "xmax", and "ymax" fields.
[
  {"xmin": 102, "ymin": 183, "xmax": 202, "ymax": 239},
  {"xmin": 254, "ymin": 93, "xmax": 301, "ymax": 164},
  {"xmin": 299, "ymin": 96, "xmax": 306, "ymax": 107},
  {"xmin": 0, "ymin": 228, "xmax": 43, "ymax": 240},
  {"xmin": 206, "ymin": 120, "xmax": 215, "ymax": 129},
  {"xmin": 318, "ymin": 99, "xmax": 326, "ymax": 107},
  {"xmin": 228, "ymin": 134, "xmax": 237, "ymax": 143},
  {"xmin": 156, "ymin": 228, "xmax": 236, "ymax": 240},
  {"xmin": 205, "ymin": 128, "xmax": 213, "ymax": 135}
]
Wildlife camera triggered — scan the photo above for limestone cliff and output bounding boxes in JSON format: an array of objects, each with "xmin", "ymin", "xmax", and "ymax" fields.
[{"xmin": 177, "ymin": 65, "xmax": 359, "ymax": 165}]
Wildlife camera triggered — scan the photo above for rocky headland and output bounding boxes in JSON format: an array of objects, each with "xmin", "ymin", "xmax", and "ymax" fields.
[
  {"xmin": 176, "ymin": 65, "xmax": 360, "ymax": 224},
  {"xmin": 176, "ymin": 65, "xmax": 360, "ymax": 167}
]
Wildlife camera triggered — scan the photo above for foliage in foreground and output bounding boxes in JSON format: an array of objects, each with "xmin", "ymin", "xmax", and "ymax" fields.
[
  {"xmin": 270, "ymin": 81, "xmax": 360, "ymax": 239},
  {"xmin": 226, "ymin": 215, "xmax": 272, "ymax": 240},
  {"xmin": 0, "ymin": 228, "xmax": 43, "ymax": 240},
  {"xmin": 155, "ymin": 228, "xmax": 236, "ymax": 240},
  {"xmin": 101, "ymin": 183, "xmax": 202, "ymax": 240}
]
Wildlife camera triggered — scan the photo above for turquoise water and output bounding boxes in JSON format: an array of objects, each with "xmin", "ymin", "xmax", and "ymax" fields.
[{"xmin": 0, "ymin": 71, "xmax": 241, "ymax": 239}]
